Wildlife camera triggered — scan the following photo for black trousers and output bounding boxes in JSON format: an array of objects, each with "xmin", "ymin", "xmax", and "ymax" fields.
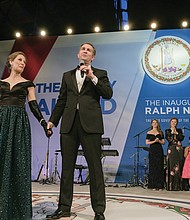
[{"xmin": 58, "ymin": 111, "xmax": 106, "ymax": 214}]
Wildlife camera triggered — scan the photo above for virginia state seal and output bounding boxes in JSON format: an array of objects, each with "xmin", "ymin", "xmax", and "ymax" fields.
[{"xmin": 142, "ymin": 36, "xmax": 190, "ymax": 84}]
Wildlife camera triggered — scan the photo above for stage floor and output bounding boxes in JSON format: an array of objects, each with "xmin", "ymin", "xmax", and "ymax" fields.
[{"xmin": 32, "ymin": 181, "xmax": 190, "ymax": 220}]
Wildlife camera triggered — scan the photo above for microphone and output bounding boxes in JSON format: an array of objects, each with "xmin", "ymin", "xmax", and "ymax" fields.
[{"xmin": 79, "ymin": 60, "xmax": 85, "ymax": 78}]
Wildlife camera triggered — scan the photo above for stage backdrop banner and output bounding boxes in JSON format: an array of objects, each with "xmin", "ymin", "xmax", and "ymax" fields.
[{"xmin": 0, "ymin": 29, "xmax": 190, "ymax": 183}]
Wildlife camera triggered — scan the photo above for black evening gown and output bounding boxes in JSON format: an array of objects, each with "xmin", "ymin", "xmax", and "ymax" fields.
[
  {"xmin": 165, "ymin": 128, "xmax": 184, "ymax": 191},
  {"xmin": 0, "ymin": 81, "xmax": 35, "ymax": 220},
  {"xmin": 146, "ymin": 133, "xmax": 164, "ymax": 189}
]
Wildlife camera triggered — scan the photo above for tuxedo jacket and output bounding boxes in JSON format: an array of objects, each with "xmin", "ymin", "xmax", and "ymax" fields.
[{"xmin": 49, "ymin": 67, "xmax": 113, "ymax": 134}]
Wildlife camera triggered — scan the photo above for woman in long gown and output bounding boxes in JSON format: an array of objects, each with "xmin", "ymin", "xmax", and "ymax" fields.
[
  {"xmin": 165, "ymin": 117, "xmax": 184, "ymax": 191},
  {"xmin": 0, "ymin": 51, "xmax": 51, "ymax": 220},
  {"xmin": 182, "ymin": 146, "xmax": 190, "ymax": 189},
  {"xmin": 146, "ymin": 119, "xmax": 165, "ymax": 190}
]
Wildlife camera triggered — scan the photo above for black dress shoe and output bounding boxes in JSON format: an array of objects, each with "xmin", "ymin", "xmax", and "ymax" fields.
[
  {"xmin": 94, "ymin": 213, "xmax": 105, "ymax": 220},
  {"xmin": 46, "ymin": 209, "xmax": 71, "ymax": 219}
]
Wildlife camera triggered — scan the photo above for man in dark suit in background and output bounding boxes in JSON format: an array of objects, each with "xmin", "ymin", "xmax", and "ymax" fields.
[{"xmin": 46, "ymin": 42, "xmax": 113, "ymax": 220}]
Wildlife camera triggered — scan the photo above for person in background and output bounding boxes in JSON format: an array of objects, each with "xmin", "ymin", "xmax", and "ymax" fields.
[
  {"xmin": 46, "ymin": 42, "xmax": 113, "ymax": 220},
  {"xmin": 182, "ymin": 145, "xmax": 190, "ymax": 190},
  {"xmin": 146, "ymin": 119, "xmax": 165, "ymax": 190},
  {"xmin": 165, "ymin": 117, "xmax": 184, "ymax": 191},
  {"xmin": 0, "ymin": 51, "xmax": 51, "ymax": 220}
]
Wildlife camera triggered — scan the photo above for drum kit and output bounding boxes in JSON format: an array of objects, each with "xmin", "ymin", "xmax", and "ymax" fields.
[{"xmin": 127, "ymin": 146, "xmax": 149, "ymax": 188}]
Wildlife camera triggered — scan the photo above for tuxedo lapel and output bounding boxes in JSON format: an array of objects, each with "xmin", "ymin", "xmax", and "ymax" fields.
[
  {"xmin": 71, "ymin": 69, "xmax": 78, "ymax": 92},
  {"xmin": 80, "ymin": 67, "xmax": 96, "ymax": 92},
  {"xmin": 70, "ymin": 67, "xmax": 96, "ymax": 93},
  {"xmin": 80, "ymin": 75, "xmax": 90, "ymax": 92}
]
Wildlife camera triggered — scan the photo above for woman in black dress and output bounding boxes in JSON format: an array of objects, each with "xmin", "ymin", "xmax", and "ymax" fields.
[
  {"xmin": 0, "ymin": 51, "xmax": 51, "ymax": 220},
  {"xmin": 165, "ymin": 117, "xmax": 184, "ymax": 191},
  {"xmin": 146, "ymin": 119, "xmax": 165, "ymax": 190}
]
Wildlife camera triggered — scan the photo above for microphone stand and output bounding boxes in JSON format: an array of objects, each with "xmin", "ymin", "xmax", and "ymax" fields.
[
  {"xmin": 184, "ymin": 127, "xmax": 190, "ymax": 131},
  {"xmin": 133, "ymin": 127, "xmax": 150, "ymax": 186},
  {"xmin": 39, "ymin": 137, "xmax": 52, "ymax": 184}
]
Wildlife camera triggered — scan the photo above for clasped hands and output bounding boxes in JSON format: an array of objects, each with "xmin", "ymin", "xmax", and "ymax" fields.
[
  {"xmin": 41, "ymin": 120, "xmax": 53, "ymax": 138},
  {"xmin": 155, "ymin": 137, "xmax": 160, "ymax": 143},
  {"xmin": 171, "ymin": 127, "xmax": 178, "ymax": 135}
]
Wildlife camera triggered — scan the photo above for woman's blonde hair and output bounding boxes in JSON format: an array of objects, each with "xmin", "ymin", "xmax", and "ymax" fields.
[
  {"xmin": 151, "ymin": 119, "xmax": 163, "ymax": 135},
  {"xmin": 6, "ymin": 51, "xmax": 26, "ymax": 70}
]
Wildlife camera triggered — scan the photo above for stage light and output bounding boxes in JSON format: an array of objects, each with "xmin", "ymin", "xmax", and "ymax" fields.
[
  {"xmin": 94, "ymin": 26, "xmax": 100, "ymax": 33},
  {"xmin": 123, "ymin": 24, "xmax": 130, "ymax": 31},
  {"xmin": 182, "ymin": 21, "xmax": 188, "ymax": 28},
  {"xmin": 40, "ymin": 30, "xmax": 46, "ymax": 36},
  {"xmin": 15, "ymin": 32, "xmax": 21, "ymax": 38},
  {"xmin": 150, "ymin": 22, "xmax": 157, "ymax": 30},
  {"xmin": 67, "ymin": 28, "xmax": 73, "ymax": 34}
]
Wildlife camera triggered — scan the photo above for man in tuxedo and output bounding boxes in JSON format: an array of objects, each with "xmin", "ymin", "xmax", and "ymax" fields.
[{"xmin": 46, "ymin": 42, "xmax": 113, "ymax": 220}]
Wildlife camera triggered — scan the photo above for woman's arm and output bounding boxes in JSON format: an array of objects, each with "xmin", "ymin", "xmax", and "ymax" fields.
[
  {"xmin": 184, "ymin": 146, "xmax": 190, "ymax": 158},
  {"xmin": 165, "ymin": 129, "xmax": 173, "ymax": 142}
]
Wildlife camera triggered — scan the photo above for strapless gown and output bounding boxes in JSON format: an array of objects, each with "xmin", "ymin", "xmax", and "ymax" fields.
[
  {"xmin": 0, "ymin": 80, "xmax": 35, "ymax": 220},
  {"xmin": 146, "ymin": 133, "xmax": 165, "ymax": 189}
]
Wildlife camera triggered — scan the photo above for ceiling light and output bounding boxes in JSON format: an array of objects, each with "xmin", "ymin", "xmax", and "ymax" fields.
[
  {"xmin": 123, "ymin": 24, "xmax": 130, "ymax": 31},
  {"xmin": 15, "ymin": 32, "xmax": 21, "ymax": 38},
  {"xmin": 150, "ymin": 22, "xmax": 157, "ymax": 30},
  {"xmin": 94, "ymin": 26, "xmax": 100, "ymax": 33},
  {"xmin": 40, "ymin": 30, "xmax": 46, "ymax": 36},
  {"xmin": 67, "ymin": 28, "xmax": 73, "ymax": 34},
  {"xmin": 182, "ymin": 21, "xmax": 188, "ymax": 28}
]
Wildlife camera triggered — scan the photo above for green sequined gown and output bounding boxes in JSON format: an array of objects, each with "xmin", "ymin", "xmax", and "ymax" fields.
[{"xmin": 0, "ymin": 80, "xmax": 35, "ymax": 220}]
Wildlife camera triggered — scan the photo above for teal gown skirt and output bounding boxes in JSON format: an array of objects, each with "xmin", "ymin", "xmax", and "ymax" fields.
[{"xmin": 0, "ymin": 106, "xmax": 32, "ymax": 220}]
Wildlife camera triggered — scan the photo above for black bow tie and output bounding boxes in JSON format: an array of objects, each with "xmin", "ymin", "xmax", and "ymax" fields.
[{"xmin": 77, "ymin": 65, "xmax": 85, "ymax": 78}]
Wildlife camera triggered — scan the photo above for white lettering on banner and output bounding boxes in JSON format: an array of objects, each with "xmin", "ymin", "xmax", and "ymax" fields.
[
  {"xmin": 183, "ymin": 107, "xmax": 190, "ymax": 114},
  {"xmin": 145, "ymin": 107, "xmax": 180, "ymax": 115},
  {"xmin": 145, "ymin": 99, "xmax": 160, "ymax": 106},
  {"xmin": 145, "ymin": 97, "xmax": 190, "ymax": 116},
  {"xmin": 163, "ymin": 99, "xmax": 190, "ymax": 106},
  {"xmin": 146, "ymin": 99, "xmax": 190, "ymax": 106}
]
